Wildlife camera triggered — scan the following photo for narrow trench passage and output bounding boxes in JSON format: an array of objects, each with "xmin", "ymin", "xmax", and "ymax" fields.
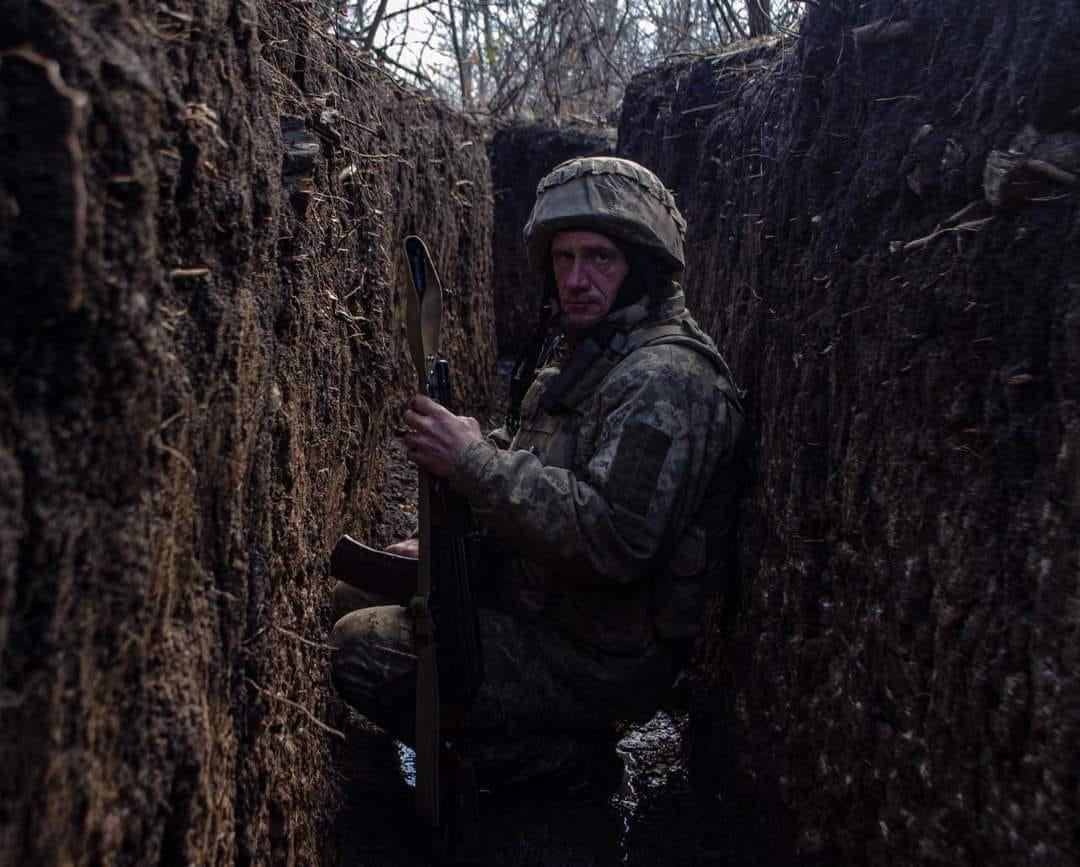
[{"xmin": 333, "ymin": 360, "xmax": 731, "ymax": 866}]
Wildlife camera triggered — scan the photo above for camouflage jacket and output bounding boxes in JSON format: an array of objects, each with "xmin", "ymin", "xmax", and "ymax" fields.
[{"xmin": 452, "ymin": 290, "xmax": 743, "ymax": 717}]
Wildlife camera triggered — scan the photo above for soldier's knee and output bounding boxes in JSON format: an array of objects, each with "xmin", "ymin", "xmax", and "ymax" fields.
[
  {"xmin": 331, "ymin": 604, "xmax": 413, "ymax": 649},
  {"xmin": 329, "ymin": 609, "xmax": 384, "ymax": 705},
  {"xmin": 331, "ymin": 581, "xmax": 389, "ymax": 620},
  {"xmin": 329, "ymin": 606, "xmax": 417, "ymax": 736},
  {"xmin": 329, "ymin": 610, "xmax": 354, "ymax": 651}
]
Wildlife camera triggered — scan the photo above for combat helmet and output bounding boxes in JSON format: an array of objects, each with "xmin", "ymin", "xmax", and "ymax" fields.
[{"xmin": 523, "ymin": 157, "xmax": 687, "ymax": 275}]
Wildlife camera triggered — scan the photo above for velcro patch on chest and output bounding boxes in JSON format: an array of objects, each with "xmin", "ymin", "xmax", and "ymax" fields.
[{"xmin": 608, "ymin": 420, "xmax": 673, "ymax": 516}]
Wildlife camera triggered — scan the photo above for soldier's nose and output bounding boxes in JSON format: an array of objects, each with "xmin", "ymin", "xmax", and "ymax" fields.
[{"xmin": 565, "ymin": 259, "xmax": 589, "ymax": 290}]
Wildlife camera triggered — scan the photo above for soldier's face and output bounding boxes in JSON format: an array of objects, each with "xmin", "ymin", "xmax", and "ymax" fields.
[{"xmin": 551, "ymin": 230, "xmax": 629, "ymax": 328}]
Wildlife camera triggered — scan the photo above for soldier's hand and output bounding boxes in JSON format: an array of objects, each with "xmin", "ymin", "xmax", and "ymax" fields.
[
  {"xmin": 403, "ymin": 394, "xmax": 483, "ymax": 479},
  {"xmin": 384, "ymin": 538, "xmax": 419, "ymax": 559}
]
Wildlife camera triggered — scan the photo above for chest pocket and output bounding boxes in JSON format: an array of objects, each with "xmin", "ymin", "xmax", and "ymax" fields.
[
  {"xmin": 517, "ymin": 379, "xmax": 560, "ymax": 436},
  {"xmin": 513, "ymin": 373, "xmax": 580, "ymax": 470}
]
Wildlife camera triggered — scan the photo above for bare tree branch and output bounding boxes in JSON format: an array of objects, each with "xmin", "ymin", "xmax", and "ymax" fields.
[
  {"xmin": 362, "ymin": 0, "xmax": 391, "ymax": 50},
  {"xmin": 327, "ymin": 0, "xmax": 803, "ymax": 117}
]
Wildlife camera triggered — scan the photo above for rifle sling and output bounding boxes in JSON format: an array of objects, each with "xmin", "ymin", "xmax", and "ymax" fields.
[{"xmin": 505, "ymin": 304, "xmax": 556, "ymax": 435}]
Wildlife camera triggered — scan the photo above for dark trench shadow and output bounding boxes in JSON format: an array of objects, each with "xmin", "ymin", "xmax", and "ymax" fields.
[{"xmin": 334, "ymin": 710, "xmax": 757, "ymax": 867}]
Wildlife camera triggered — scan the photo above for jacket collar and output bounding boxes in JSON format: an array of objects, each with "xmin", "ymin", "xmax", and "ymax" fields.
[{"xmin": 561, "ymin": 288, "xmax": 687, "ymax": 344}]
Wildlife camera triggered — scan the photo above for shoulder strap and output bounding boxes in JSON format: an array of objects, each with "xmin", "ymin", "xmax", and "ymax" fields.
[
  {"xmin": 631, "ymin": 322, "xmax": 746, "ymax": 413},
  {"xmin": 539, "ymin": 319, "xmax": 746, "ymax": 417}
]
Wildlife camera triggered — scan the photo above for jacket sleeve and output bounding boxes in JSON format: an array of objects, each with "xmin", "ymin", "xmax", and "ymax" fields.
[
  {"xmin": 451, "ymin": 346, "xmax": 737, "ymax": 585},
  {"xmin": 484, "ymin": 426, "xmax": 513, "ymax": 449}
]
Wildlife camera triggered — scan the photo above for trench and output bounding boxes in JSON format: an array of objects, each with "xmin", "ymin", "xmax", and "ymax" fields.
[{"xmin": 4, "ymin": 1, "xmax": 1080, "ymax": 865}]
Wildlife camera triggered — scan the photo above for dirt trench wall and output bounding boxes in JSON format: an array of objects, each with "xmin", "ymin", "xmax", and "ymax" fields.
[
  {"xmin": 620, "ymin": 2, "xmax": 1080, "ymax": 864},
  {"xmin": 0, "ymin": 2, "xmax": 494, "ymax": 864},
  {"xmin": 487, "ymin": 124, "xmax": 612, "ymax": 356}
]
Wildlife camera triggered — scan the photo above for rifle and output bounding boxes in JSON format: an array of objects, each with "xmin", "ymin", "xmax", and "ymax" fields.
[{"xmin": 402, "ymin": 235, "xmax": 484, "ymax": 838}]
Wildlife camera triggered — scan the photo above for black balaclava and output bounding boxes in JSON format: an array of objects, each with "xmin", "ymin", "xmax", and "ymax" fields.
[{"xmin": 612, "ymin": 241, "xmax": 673, "ymax": 312}]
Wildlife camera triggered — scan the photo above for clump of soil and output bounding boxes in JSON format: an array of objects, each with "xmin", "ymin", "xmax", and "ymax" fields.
[
  {"xmin": 620, "ymin": 1, "xmax": 1080, "ymax": 863},
  {"xmin": 0, "ymin": 2, "xmax": 494, "ymax": 864}
]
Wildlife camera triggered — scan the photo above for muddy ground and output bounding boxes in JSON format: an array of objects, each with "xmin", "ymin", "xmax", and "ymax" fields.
[{"xmin": 336, "ymin": 706, "xmax": 734, "ymax": 867}]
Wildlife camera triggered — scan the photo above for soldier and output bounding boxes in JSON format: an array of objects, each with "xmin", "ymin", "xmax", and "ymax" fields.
[{"xmin": 331, "ymin": 157, "xmax": 744, "ymax": 800}]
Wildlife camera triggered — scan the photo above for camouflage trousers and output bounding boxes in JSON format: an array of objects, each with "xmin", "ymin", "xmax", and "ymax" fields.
[{"xmin": 329, "ymin": 583, "xmax": 618, "ymax": 788}]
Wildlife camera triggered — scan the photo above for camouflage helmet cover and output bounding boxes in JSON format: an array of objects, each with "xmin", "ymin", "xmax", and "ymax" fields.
[{"xmin": 523, "ymin": 157, "xmax": 687, "ymax": 274}]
